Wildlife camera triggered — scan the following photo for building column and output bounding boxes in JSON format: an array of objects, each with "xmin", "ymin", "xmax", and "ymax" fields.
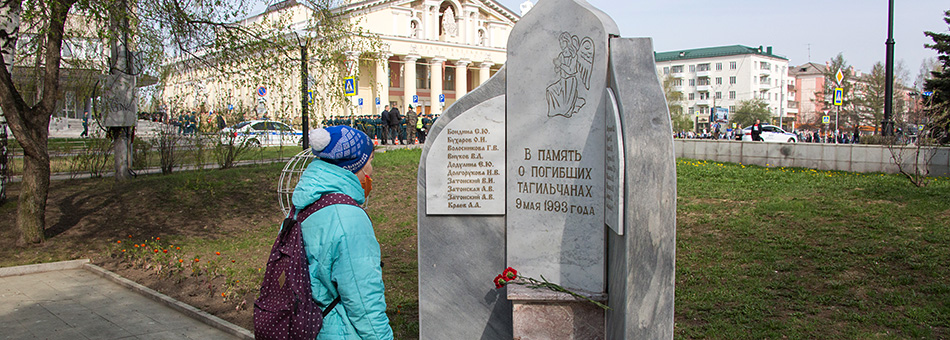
[
  {"xmin": 455, "ymin": 59, "xmax": 470, "ymax": 98},
  {"xmin": 479, "ymin": 61, "xmax": 493, "ymax": 85},
  {"xmin": 375, "ymin": 53, "xmax": 392, "ymax": 113},
  {"xmin": 403, "ymin": 55, "xmax": 419, "ymax": 112},
  {"xmin": 430, "ymin": 57, "xmax": 445, "ymax": 115}
]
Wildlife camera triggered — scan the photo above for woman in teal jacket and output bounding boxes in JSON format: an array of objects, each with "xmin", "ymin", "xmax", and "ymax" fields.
[{"xmin": 292, "ymin": 126, "xmax": 393, "ymax": 340}]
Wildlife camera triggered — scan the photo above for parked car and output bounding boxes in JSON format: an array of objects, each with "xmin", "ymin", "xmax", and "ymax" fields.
[
  {"xmin": 219, "ymin": 120, "xmax": 303, "ymax": 147},
  {"xmin": 739, "ymin": 124, "xmax": 798, "ymax": 143}
]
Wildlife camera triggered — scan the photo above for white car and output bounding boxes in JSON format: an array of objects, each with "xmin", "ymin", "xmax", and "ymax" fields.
[
  {"xmin": 740, "ymin": 124, "xmax": 797, "ymax": 143},
  {"xmin": 220, "ymin": 120, "xmax": 303, "ymax": 147}
]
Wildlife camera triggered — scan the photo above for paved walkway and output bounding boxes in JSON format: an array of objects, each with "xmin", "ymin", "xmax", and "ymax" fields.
[{"xmin": 0, "ymin": 261, "xmax": 249, "ymax": 340}]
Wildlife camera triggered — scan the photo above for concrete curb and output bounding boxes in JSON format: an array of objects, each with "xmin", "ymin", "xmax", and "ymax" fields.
[
  {"xmin": 81, "ymin": 263, "xmax": 254, "ymax": 340},
  {"xmin": 0, "ymin": 259, "xmax": 91, "ymax": 277}
]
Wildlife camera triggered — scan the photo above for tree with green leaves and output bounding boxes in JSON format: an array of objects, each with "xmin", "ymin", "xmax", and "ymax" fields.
[
  {"xmin": 856, "ymin": 61, "xmax": 909, "ymax": 131},
  {"xmin": 923, "ymin": 9, "xmax": 950, "ymax": 140},
  {"xmin": 731, "ymin": 98, "xmax": 771, "ymax": 127},
  {"xmin": 0, "ymin": 0, "xmax": 376, "ymax": 243},
  {"xmin": 817, "ymin": 54, "xmax": 861, "ymax": 132},
  {"xmin": 661, "ymin": 73, "xmax": 691, "ymax": 132}
]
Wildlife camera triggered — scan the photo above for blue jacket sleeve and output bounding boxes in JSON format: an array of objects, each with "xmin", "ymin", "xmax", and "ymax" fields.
[{"xmin": 331, "ymin": 206, "xmax": 394, "ymax": 340}]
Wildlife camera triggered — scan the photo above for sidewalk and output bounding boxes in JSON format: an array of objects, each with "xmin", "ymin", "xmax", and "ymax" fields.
[{"xmin": 0, "ymin": 260, "xmax": 251, "ymax": 340}]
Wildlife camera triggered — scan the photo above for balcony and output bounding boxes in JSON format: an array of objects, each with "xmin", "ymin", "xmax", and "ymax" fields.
[
  {"xmin": 696, "ymin": 85, "xmax": 711, "ymax": 92},
  {"xmin": 696, "ymin": 70, "xmax": 710, "ymax": 77},
  {"xmin": 695, "ymin": 99, "xmax": 710, "ymax": 106}
]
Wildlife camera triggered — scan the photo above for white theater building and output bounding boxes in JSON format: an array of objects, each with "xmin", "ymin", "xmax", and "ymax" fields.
[{"xmin": 162, "ymin": 0, "xmax": 519, "ymax": 122}]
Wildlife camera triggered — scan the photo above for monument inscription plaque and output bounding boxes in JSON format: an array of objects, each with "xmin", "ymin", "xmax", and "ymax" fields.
[{"xmin": 425, "ymin": 97, "xmax": 505, "ymax": 215}]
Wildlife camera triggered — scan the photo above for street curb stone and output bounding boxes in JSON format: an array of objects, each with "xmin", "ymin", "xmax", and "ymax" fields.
[
  {"xmin": 81, "ymin": 263, "xmax": 255, "ymax": 339},
  {"xmin": 0, "ymin": 259, "xmax": 90, "ymax": 276}
]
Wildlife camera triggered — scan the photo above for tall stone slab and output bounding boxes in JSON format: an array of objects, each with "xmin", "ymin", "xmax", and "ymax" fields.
[
  {"xmin": 417, "ymin": 69, "xmax": 511, "ymax": 339},
  {"xmin": 506, "ymin": 0, "xmax": 619, "ymax": 294},
  {"xmin": 605, "ymin": 37, "xmax": 677, "ymax": 339}
]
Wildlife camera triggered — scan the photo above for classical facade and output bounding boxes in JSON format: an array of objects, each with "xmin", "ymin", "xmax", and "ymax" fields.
[
  {"xmin": 347, "ymin": 0, "xmax": 517, "ymax": 116},
  {"xmin": 655, "ymin": 45, "xmax": 797, "ymax": 131},
  {"xmin": 161, "ymin": 0, "xmax": 518, "ymax": 123}
]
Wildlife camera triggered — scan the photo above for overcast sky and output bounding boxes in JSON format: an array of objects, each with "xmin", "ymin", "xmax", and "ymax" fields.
[{"xmin": 498, "ymin": 0, "xmax": 949, "ymax": 81}]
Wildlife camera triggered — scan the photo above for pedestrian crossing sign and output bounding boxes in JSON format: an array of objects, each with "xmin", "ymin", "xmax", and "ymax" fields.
[
  {"xmin": 823, "ymin": 116, "xmax": 830, "ymax": 124},
  {"xmin": 834, "ymin": 87, "xmax": 843, "ymax": 106},
  {"xmin": 344, "ymin": 77, "xmax": 356, "ymax": 97},
  {"xmin": 308, "ymin": 90, "xmax": 313, "ymax": 106}
]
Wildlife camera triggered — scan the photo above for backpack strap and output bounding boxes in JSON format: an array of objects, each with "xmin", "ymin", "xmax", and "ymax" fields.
[
  {"xmin": 291, "ymin": 193, "xmax": 360, "ymax": 317},
  {"xmin": 295, "ymin": 193, "xmax": 361, "ymax": 223}
]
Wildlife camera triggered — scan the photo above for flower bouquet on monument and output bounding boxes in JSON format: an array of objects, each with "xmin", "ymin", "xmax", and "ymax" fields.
[{"xmin": 493, "ymin": 267, "xmax": 609, "ymax": 310}]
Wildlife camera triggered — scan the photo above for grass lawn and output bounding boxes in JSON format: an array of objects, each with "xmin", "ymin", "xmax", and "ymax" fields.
[{"xmin": 1, "ymin": 149, "xmax": 948, "ymax": 338}]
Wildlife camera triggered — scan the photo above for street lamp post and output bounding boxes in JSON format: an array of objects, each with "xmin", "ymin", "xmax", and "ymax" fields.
[
  {"xmin": 296, "ymin": 32, "xmax": 312, "ymax": 150},
  {"xmin": 882, "ymin": 0, "xmax": 896, "ymax": 136}
]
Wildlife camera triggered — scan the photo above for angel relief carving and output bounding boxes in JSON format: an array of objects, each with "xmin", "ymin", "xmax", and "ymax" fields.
[{"xmin": 545, "ymin": 32, "xmax": 594, "ymax": 118}]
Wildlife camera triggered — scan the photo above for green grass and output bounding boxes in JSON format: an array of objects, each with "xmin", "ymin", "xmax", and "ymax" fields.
[
  {"xmin": 2, "ymin": 150, "xmax": 949, "ymax": 338},
  {"xmin": 675, "ymin": 159, "xmax": 950, "ymax": 339}
]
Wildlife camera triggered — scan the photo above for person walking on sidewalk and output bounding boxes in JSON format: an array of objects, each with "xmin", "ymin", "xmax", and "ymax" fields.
[{"xmin": 80, "ymin": 110, "xmax": 90, "ymax": 138}]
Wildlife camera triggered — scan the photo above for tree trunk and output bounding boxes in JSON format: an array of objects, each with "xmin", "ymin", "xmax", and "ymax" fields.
[
  {"xmin": 0, "ymin": 0, "xmax": 72, "ymax": 243},
  {"xmin": 17, "ymin": 142, "xmax": 50, "ymax": 243}
]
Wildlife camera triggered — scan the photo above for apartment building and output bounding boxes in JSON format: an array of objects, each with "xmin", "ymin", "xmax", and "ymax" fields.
[{"xmin": 655, "ymin": 45, "xmax": 795, "ymax": 132}]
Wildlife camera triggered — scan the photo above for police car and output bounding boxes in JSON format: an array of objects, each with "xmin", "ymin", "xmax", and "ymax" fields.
[
  {"xmin": 739, "ymin": 124, "xmax": 798, "ymax": 143},
  {"xmin": 219, "ymin": 120, "xmax": 303, "ymax": 147}
]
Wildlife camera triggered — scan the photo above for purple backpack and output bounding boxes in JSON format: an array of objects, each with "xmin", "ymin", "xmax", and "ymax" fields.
[{"xmin": 254, "ymin": 193, "xmax": 359, "ymax": 340}]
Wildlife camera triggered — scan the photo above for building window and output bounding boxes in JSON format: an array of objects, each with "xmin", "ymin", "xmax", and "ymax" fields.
[
  {"xmin": 410, "ymin": 20, "xmax": 421, "ymax": 38},
  {"xmin": 444, "ymin": 66, "xmax": 455, "ymax": 91},
  {"xmin": 697, "ymin": 63, "xmax": 710, "ymax": 71},
  {"xmin": 673, "ymin": 78, "xmax": 683, "ymax": 86},
  {"xmin": 730, "ymin": 61, "xmax": 737, "ymax": 69},
  {"xmin": 688, "ymin": 93, "xmax": 695, "ymax": 100},
  {"xmin": 715, "ymin": 91, "xmax": 722, "ymax": 99},
  {"xmin": 689, "ymin": 65, "xmax": 695, "ymax": 73},
  {"xmin": 729, "ymin": 105, "xmax": 735, "ymax": 112},
  {"xmin": 729, "ymin": 76, "xmax": 736, "ymax": 84},
  {"xmin": 716, "ymin": 62, "xmax": 722, "ymax": 71},
  {"xmin": 699, "ymin": 92, "xmax": 709, "ymax": 100},
  {"xmin": 689, "ymin": 79, "xmax": 695, "ymax": 86},
  {"xmin": 389, "ymin": 61, "xmax": 401, "ymax": 88},
  {"xmin": 671, "ymin": 65, "xmax": 684, "ymax": 73},
  {"xmin": 417, "ymin": 59, "xmax": 429, "ymax": 89},
  {"xmin": 697, "ymin": 78, "xmax": 709, "ymax": 86},
  {"xmin": 715, "ymin": 77, "xmax": 722, "ymax": 85},
  {"xmin": 663, "ymin": 66, "xmax": 669, "ymax": 74},
  {"xmin": 760, "ymin": 61, "xmax": 770, "ymax": 70},
  {"xmin": 729, "ymin": 91, "xmax": 736, "ymax": 99}
]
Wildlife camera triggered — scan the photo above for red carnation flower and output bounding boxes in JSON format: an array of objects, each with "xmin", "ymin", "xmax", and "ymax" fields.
[
  {"xmin": 493, "ymin": 274, "xmax": 507, "ymax": 289},
  {"xmin": 503, "ymin": 267, "xmax": 518, "ymax": 280}
]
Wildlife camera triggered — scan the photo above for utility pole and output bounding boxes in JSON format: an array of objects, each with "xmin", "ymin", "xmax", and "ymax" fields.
[{"xmin": 882, "ymin": 0, "xmax": 896, "ymax": 136}]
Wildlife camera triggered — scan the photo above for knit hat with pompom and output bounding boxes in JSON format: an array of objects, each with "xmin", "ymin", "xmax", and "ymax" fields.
[{"xmin": 309, "ymin": 126, "xmax": 374, "ymax": 173}]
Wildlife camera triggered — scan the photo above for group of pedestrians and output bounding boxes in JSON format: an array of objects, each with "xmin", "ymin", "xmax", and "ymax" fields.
[{"xmin": 323, "ymin": 105, "xmax": 438, "ymax": 146}]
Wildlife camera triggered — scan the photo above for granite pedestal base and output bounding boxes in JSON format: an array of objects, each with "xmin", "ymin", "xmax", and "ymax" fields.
[{"xmin": 508, "ymin": 285, "xmax": 606, "ymax": 340}]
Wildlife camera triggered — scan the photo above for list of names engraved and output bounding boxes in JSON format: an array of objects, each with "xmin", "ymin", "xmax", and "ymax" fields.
[{"xmin": 425, "ymin": 97, "xmax": 506, "ymax": 215}]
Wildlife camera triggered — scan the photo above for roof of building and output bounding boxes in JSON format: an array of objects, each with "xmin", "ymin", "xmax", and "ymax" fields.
[
  {"xmin": 790, "ymin": 62, "xmax": 827, "ymax": 76},
  {"xmin": 654, "ymin": 45, "xmax": 788, "ymax": 62}
]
